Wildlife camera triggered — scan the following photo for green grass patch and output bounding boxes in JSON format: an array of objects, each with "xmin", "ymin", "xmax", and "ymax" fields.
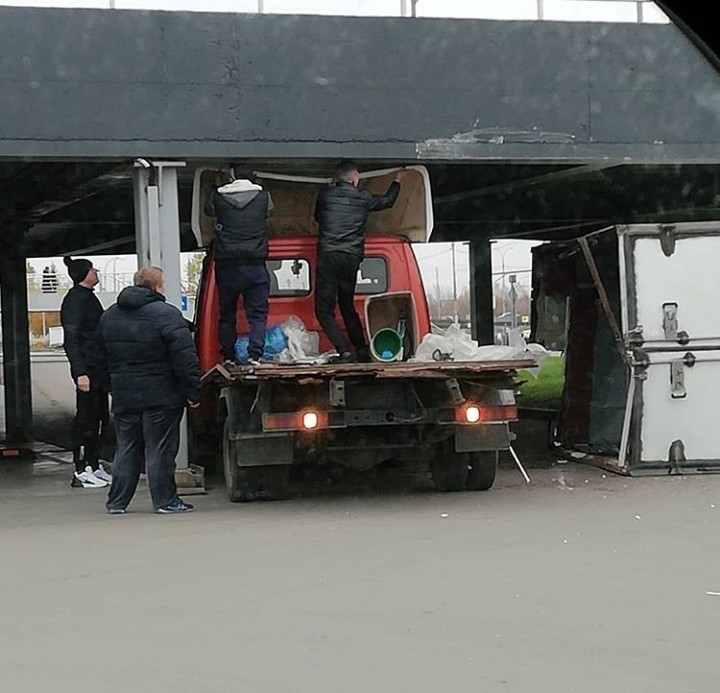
[{"xmin": 516, "ymin": 355, "xmax": 565, "ymax": 410}]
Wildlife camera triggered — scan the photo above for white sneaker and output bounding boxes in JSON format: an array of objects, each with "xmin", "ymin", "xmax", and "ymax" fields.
[
  {"xmin": 71, "ymin": 469, "xmax": 108, "ymax": 489},
  {"xmin": 93, "ymin": 466, "xmax": 112, "ymax": 483}
]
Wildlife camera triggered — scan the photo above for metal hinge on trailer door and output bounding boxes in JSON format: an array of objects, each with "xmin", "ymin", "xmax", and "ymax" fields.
[{"xmin": 669, "ymin": 352, "xmax": 696, "ymax": 400}]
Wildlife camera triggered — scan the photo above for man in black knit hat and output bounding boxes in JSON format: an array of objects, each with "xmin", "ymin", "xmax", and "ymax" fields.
[{"xmin": 60, "ymin": 256, "xmax": 112, "ymax": 489}]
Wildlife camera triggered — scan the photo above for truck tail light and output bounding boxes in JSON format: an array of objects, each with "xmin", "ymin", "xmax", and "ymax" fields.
[
  {"xmin": 263, "ymin": 410, "xmax": 329, "ymax": 432},
  {"xmin": 302, "ymin": 411, "xmax": 319, "ymax": 430},
  {"xmin": 464, "ymin": 405, "xmax": 481, "ymax": 423},
  {"xmin": 456, "ymin": 404, "xmax": 518, "ymax": 424}
]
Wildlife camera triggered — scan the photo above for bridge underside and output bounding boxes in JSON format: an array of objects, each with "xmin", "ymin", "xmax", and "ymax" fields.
[{"xmin": 2, "ymin": 7, "xmax": 720, "ymax": 440}]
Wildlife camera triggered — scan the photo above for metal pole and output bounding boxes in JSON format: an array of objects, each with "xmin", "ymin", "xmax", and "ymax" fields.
[
  {"xmin": 435, "ymin": 267, "xmax": 441, "ymax": 319},
  {"xmin": 451, "ymin": 242, "xmax": 458, "ymax": 324},
  {"xmin": 501, "ymin": 255, "xmax": 506, "ymax": 314},
  {"xmin": 618, "ymin": 369, "xmax": 637, "ymax": 470},
  {"xmin": 258, "ymin": 0, "xmax": 264, "ymax": 13},
  {"xmin": 636, "ymin": 1, "xmax": 643, "ymax": 23},
  {"xmin": 133, "ymin": 161, "xmax": 190, "ymax": 471},
  {"xmin": 509, "ymin": 446, "xmax": 531, "ymax": 483},
  {"xmin": 537, "ymin": 0, "xmax": 544, "ymax": 20},
  {"xmin": 509, "ymin": 274, "xmax": 518, "ymax": 329}
]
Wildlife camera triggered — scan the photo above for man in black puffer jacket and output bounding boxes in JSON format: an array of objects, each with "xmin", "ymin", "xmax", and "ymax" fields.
[
  {"xmin": 205, "ymin": 166, "xmax": 275, "ymax": 365},
  {"xmin": 98, "ymin": 266, "xmax": 201, "ymax": 514},
  {"xmin": 314, "ymin": 161, "xmax": 406, "ymax": 362},
  {"xmin": 61, "ymin": 256, "xmax": 111, "ymax": 489}
]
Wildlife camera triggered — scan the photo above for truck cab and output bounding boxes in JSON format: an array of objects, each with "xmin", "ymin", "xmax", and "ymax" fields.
[{"xmin": 195, "ymin": 235, "xmax": 431, "ymax": 372}]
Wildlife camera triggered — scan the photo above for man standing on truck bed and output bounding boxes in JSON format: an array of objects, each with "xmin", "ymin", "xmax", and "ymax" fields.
[
  {"xmin": 314, "ymin": 161, "xmax": 406, "ymax": 363},
  {"xmin": 99, "ymin": 266, "xmax": 201, "ymax": 514},
  {"xmin": 61, "ymin": 256, "xmax": 112, "ymax": 489},
  {"xmin": 205, "ymin": 165, "xmax": 275, "ymax": 367}
]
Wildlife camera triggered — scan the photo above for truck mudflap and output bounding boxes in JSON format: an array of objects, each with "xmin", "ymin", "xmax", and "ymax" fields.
[
  {"xmin": 455, "ymin": 423, "xmax": 511, "ymax": 452},
  {"xmin": 229, "ymin": 432, "xmax": 294, "ymax": 468}
]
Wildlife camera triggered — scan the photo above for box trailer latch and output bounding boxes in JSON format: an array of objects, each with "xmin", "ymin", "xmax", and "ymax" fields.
[
  {"xmin": 670, "ymin": 360, "xmax": 686, "ymax": 399},
  {"xmin": 662, "ymin": 302, "xmax": 678, "ymax": 340},
  {"xmin": 669, "ymin": 353, "xmax": 695, "ymax": 400},
  {"xmin": 662, "ymin": 302, "xmax": 690, "ymax": 345}
]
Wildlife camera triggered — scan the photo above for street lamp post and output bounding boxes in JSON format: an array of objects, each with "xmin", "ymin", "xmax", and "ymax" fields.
[
  {"xmin": 508, "ymin": 274, "xmax": 518, "ymax": 329},
  {"xmin": 492, "ymin": 243, "xmax": 516, "ymax": 315},
  {"xmin": 451, "ymin": 242, "xmax": 458, "ymax": 324}
]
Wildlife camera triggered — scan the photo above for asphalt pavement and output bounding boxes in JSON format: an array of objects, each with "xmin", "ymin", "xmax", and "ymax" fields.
[{"xmin": 0, "ymin": 456, "xmax": 718, "ymax": 693}]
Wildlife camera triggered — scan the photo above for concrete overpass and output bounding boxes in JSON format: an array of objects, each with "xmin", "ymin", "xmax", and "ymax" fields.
[{"xmin": 2, "ymin": 6, "xmax": 720, "ymax": 441}]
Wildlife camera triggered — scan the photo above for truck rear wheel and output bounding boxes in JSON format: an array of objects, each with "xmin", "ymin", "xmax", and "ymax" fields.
[
  {"xmin": 223, "ymin": 422, "xmax": 291, "ymax": 502},
  {"xmin": 236, "ymin": 466, "xmax": 290, "ymax": 502},
  {"xmin": 430, "ymin": 440, "xmax": 469, "ymax": 492},
  {"xmin": 222, "ymin": 421, "xmax": 243, "ymax": 502},
  {"xmin": 466, "ymin": 451, "xmax": 498, "ymax": 491}
]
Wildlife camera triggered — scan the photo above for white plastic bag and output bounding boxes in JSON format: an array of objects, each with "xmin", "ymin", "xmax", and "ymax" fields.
[
  {"xmin": 410, "ymin": 323, "xmax": 549, "ymax": 371},
  {"xmin": 276, "ymin": 315, "xmax": 334, "ymax": 365}
]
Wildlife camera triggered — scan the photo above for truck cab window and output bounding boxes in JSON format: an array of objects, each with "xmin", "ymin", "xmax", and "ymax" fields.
[
  {"xmin": 356, "ymin": 257, "xmax": 388, "ymax": 295},
  {"xmin": 267, "ymin": 258, "xmax": 311, "ymax": 296}
]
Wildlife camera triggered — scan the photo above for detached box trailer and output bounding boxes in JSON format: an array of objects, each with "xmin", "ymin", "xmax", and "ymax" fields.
[{"xmin": 532, "ymin": 222, "xmax": 720, "ymax": 475}]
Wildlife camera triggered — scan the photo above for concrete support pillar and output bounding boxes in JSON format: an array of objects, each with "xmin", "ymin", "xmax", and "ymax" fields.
[
  {"xmin": 0, "ymin": 227, "xmax": 33, "ymax": 441},
  {"xmin": 133, "ymin": 161, "xmax": 190, "ymax": 470},
  {"xmin": 469, "ymin": 239, "xmax": 495, "ymax": 346}
]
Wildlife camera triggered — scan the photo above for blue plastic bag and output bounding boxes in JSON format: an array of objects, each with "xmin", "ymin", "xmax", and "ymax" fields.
[{"xmin": 234, "ymin": 324, "xmax": 288, "ymax": 364}]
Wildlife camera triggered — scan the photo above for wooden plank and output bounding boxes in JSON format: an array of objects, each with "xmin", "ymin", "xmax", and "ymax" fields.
[{"xmin": 202, "ymin": 359, "xmax": 535, "ymax": 385}]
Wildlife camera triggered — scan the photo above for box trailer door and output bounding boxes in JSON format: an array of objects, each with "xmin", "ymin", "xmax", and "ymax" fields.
[
  {"xmin": 629, "ymin": 348, "xmax": 720, "ymax": 473},
  {"xmin": 619, "ymin": 223, "xmax": 720, "ymax": 348}
]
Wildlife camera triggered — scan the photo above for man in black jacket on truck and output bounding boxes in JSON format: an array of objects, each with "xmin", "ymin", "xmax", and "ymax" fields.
[
  {"xmin": 205, "ymin": 166, "xmax": 275, "ymax": 366},
  {"xmin": 99, "ymin": 267, "xmax": 201, "ymax": 514},
  {"xmin": 60, "ymin": 256, "xmax": 112, "ymax": 489},
  {"xmin": 314, "ymin": 161, "xmax": 406, "ymax": 363}
]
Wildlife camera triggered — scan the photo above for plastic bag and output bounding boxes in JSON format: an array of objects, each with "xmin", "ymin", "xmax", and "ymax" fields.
[
  {"xmin": 278, "ymin": 315, "xmax": 320, "ymax": 363},
  {"xmin": 234, "ymin": 324, "xmax": 288, "ymax": 364},
  {"xmin": 410, "ymin": 322, "xmax": 549, "ymax": 371}
]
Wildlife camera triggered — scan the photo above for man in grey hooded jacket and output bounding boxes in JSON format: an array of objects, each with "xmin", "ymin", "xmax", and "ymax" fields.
[{"xmin": 205, "ymin": 166, "xmax": 275, "ymax": 365}]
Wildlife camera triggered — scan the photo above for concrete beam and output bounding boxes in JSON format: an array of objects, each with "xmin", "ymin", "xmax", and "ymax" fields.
[
  {"xmin": 0, "ymin": 163, "xmax": 124, "ymax": 221},
  {"xmin": 434, "ymin": 162, "xmax": 623, "ymax": 207}
]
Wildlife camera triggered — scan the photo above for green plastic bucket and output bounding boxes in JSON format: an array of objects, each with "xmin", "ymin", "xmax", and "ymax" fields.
[{"xmin": 370, "ymin": 328, "xmax": 404, "ymax": 362}]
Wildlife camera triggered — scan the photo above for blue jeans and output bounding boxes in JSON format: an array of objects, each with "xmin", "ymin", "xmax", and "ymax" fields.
[
  {"xmin": 215, "ymin": 262, "xmax": 270, "ymax": 361},
  {"xmin": 106, "ymin": 407, "xmax": 183, "ymax": 511}
]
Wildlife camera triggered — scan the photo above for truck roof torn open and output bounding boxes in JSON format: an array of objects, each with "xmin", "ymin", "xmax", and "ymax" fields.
[{"xmin": 191, "ymin": 166, "xmax": 433, "ymax": 247}]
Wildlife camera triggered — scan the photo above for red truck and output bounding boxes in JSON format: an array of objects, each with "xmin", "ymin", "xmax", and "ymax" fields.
[{"xmin": 190, "ymin": 167, "xmax": 530, "ymax": 501}]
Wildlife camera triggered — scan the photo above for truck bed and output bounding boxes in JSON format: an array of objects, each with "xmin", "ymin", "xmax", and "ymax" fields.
[{"xmin": 202, "ymin": 359, "xmax": 535, "ymax": 385}]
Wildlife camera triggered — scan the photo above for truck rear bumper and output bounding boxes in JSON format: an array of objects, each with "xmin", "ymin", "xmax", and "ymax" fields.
[{"xmin": 228, "ymin": 422, "xmax": 511, "ymax": 468}]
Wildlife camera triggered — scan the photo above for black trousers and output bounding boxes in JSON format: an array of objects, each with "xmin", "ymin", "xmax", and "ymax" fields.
[
  {"xmin": 72, "ymin": 387, "xmax": 109, "ymax": 473},
  {"xmin": 106, "ymin": 407, "xmax": 184, "ymax": 512},
  {"xmin": 314, "ymin": 253, "xmax": 367, "ymax": 354},
  {"xmin": 215, "ymin": 262, "xmax": 270, "ymax": 361}
]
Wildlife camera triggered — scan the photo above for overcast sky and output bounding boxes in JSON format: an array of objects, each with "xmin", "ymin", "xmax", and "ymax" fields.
[{"xmin": 1, "ymin": 0, "xmax": 668, "ymax": 22}]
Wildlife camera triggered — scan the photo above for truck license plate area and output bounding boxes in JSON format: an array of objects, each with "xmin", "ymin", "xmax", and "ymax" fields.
[{"xmin": 342, "ymin": 409, "xmax": 427, "ymax": 426}]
